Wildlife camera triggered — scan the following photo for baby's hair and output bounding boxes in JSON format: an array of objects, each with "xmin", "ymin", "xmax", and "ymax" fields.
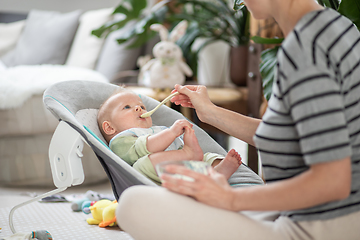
[
  {"xmin": 106, "ymin": 84, "xmax": 128, "ymax": 100},
  {"xmin": 97, "ymin": 85, "xmax": 133, "ymax": 141},
  {"xmin": 98, "ymin": 85, "xmax": 130, "ymax": 112},
  {"xmin": 110, "ymin": 84, "xmax": 128, "ymax": 95}
]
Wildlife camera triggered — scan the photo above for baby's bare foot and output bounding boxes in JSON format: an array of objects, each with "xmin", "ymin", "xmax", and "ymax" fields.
[
  {"xmin": 181, "ymin": 127, "xmax": 203, "ymax": 161},
  {"xmin": 214, "ymin": 149, "xmax": 242, "ymax": 179}
]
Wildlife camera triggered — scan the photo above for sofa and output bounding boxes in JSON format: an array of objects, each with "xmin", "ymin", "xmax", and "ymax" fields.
[{"xmin": 0, "ymin": 6, "xmax": 158, "ymax": 187}]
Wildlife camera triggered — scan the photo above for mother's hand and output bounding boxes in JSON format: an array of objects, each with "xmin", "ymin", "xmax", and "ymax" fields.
[
  {"xmin": 161, "ymin": 166, "xmax": 235, "ymax": 211},
  {"xmin": 170, "ymin": 84, "xmax": 215, "ymax": 123}
]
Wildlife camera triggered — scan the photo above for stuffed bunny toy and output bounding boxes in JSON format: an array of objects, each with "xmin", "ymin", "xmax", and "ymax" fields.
[{"xmin": 141, "ymin": 20, "xmax": 193, "ymax": 89}]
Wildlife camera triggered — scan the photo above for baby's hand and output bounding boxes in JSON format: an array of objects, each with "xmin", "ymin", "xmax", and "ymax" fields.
[{"xmin": 170, "ymin": 119, "xmax": 193, "ymax": 137}]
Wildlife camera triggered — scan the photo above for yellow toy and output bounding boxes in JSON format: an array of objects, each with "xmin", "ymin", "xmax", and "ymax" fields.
[{"xmin": 86, "ymin": 199, "xmax": 118, "ymax": 228}]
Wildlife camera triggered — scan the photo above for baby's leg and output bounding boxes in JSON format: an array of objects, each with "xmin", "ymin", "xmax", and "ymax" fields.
[{"xmin": 213, "ymin": 149, "xmax": 242, "ymax": 179}]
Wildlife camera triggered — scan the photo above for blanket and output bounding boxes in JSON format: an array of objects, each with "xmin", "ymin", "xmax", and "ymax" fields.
[{"xmin": 0, "ymin": 64, "xmax": 109, "ymax": 109}]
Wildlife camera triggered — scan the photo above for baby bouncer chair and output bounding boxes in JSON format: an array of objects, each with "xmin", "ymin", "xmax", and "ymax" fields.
[{"xmin": 43, "ymin": 80, "xmax": 264, "ymax": 198}]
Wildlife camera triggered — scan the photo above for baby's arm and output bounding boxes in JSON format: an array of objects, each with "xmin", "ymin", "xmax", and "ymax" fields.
[{"xmin": 146, "ymin": 119, "xmax": 192, "ymax": 153}]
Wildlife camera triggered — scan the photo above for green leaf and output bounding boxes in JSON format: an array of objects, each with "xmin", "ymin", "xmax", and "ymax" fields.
[
  {"xmin": 233, "ymin": 0, "xmax": 245, "ymax": 11},
  {"xmin": 251, "ymin": 36, "xmax": 284, "ymax": 44},
  {"xmin": 91, "ymin": 26, "xmax": 108, "ymax": 38},
  {"xmin": 185, "ymin": 50, "xmax": 199, "ymax": 77},
  {"xmin": 132, "ymin": 0, "xmax": 147, "ymax": 16},
  {"xmin": 127, "ymin": 31, "xmax": 157, "ymax": 49},
  {"xmin": 115, "ymin": 28, "xmax": 137, "ymax": 44},
  {"xmin": 317, "ymin": 0, "xmax": 340, "ymax": 10},
  {"xmin": 113, "ymin": 0, "xmax": 147, "ymax": 18},
  {"xmin": 91, "ymin": 17, "xmax": 136, "ymax": 38},
  {"xmin": 113, "ymin": 5, "xmax": 131, "ymax": 16},
  {"xmin": 92, "ymin": 0, "xmax": 148, "ymax": 38},
  {"xmin": 338, "ymin": 0, "xmax": 360, "ymax": 30},
  {"xmin": 259, "ymin": 47, "xmax": 279, "ymax": 101},
  {"xmin": 111, "ymin": 5, "xmax": 169, "ymax": 48}
]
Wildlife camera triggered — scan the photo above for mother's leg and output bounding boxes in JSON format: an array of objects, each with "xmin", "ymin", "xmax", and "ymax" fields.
[{"xmin": 116, "ymin": 186, "xmax": 292, "ymax": 240}]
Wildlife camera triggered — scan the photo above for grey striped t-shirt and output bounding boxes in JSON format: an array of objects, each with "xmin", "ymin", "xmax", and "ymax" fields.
[{"xmin": 254, "ymin": 8, "xmax": 360, "ymax": 221}]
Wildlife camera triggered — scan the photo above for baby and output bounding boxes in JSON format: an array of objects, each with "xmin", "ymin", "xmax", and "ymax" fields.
[{"xmin": 97, "ymin": 88, "xmax": 242, "ymax": 184}]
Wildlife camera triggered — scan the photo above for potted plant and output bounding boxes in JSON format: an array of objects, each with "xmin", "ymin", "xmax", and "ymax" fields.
[
  {"xmin": 92, "ymin": 0, "xmax": 250, "ymax": 86},
  {"xmin": 174, "ymin": 0, "xmax": 250, "ymax": 86}
]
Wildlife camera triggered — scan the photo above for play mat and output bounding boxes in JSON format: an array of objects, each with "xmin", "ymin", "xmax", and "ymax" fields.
[{"xmin": 0, "ymin": 195, "xmax": 133, "ymax": 240}]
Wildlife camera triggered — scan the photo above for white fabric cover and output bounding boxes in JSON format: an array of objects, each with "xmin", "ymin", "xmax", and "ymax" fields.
[
  {"xmin": 0, "ymin": 64, "xmax": 109, "ymax": 109},
  {"xmin": 0, "ymin": 60, "xmax": 7, "ymax": 71},
  {"xmin": 65, "ymin": 8, "xmax": 114, "ymax": 69}
]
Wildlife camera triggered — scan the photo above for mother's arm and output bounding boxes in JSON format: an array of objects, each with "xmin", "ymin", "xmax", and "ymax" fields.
[
  {"xmin": 203, "ymin": 105, "xmax": 261, "ymax": 147},
  {"xmin": 171, "ymin": 85, "xmax": 261, "ymax": 146},
  {"xmin": 162, "ymin": 156, "xmax": 351, "ymax": 212}
]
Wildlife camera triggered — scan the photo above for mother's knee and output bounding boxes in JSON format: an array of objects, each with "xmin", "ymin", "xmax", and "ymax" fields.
[{"xmin": 116, "ymin": 186, "xmax": 162, "ymax": 228}]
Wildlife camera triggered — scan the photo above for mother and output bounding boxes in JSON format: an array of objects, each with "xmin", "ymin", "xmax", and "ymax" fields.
[{"xmin": 116, "ymin": 0, "xmax": 360, "ymax": 239}]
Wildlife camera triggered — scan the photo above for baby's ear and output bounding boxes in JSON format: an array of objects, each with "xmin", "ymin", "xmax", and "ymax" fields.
[{"xmin": 102, "ymin": 121, "xmax": 116, "ymax": 135}]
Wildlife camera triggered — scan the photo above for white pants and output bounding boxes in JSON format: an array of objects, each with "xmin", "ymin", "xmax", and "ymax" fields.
[{"xmin": 116, "ymin": 186, "xmax": 360, "ymax": 240}]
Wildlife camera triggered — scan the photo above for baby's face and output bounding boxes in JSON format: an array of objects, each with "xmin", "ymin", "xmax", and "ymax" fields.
[{"xmin": 108, "ymin": 92, "xmax": 152, "ymax": 133}]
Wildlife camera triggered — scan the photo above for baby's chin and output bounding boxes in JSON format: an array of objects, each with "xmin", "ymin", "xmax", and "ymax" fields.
[{"xmin": 137, "ymin": 120, "xmax": 152, "ymax": 129}]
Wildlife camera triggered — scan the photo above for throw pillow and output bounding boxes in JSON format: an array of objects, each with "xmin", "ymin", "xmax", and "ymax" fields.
[
  {"xmin": 95, "ymin": 19, "xmax": 142, "ymax": 82},
  {"xmin": 1, "ymin": 9, "xmax": 81, "ymax": 67},
  {"xmin": 0, "ymin": 20, "xmax": 25, "ymax": 57},
  {"xmin": 65, "ymin": 8, "xmax": 114, "ymax": 69}
]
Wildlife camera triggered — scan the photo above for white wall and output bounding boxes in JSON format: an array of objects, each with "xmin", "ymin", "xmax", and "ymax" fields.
[{"xmin": 0, "ymin": 0, "xmax": 122, "ymax": 13}]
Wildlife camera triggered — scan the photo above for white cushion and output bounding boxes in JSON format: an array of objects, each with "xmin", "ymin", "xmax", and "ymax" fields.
[
  {"xmin": 0, "ymin": 20, "xmax": 25, "ymax": 57},
  {"xmin": 95, "ymin": 19, "xmax": 143, "ymax": 81},
  {"xmin": 1, "ymin": 9, "xmax": 81, "ymax": 67},
  {"xmin": 65, "ymin": 8, "xmax": 114, "ymax": 69}
]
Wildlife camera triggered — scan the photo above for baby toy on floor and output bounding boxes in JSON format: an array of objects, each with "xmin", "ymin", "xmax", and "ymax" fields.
[
  {"xmin": 1, "ymin": 230, "xmax": 52, "ymax": 240},
  {"xmin": 85, "ymin": 199, "xmax": 118, "ymax": 228},
  {"xmin": 70, "ymin": 190, "xmax": 114, "ymax": 212}
]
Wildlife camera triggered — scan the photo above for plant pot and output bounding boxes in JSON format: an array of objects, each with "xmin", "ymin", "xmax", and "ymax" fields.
[
  {"xmin": 230, "ymin": 45, "xmax": 248, "ymax": 86},
  {"xmin": 196, "ymin": 39, "xmax": 232, "ymax": 87}
]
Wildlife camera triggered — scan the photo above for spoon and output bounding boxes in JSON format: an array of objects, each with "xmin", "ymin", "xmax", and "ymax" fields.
[{"xmin": 141, "ymin": 92, "xmax": 180, "ymax": 118}]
